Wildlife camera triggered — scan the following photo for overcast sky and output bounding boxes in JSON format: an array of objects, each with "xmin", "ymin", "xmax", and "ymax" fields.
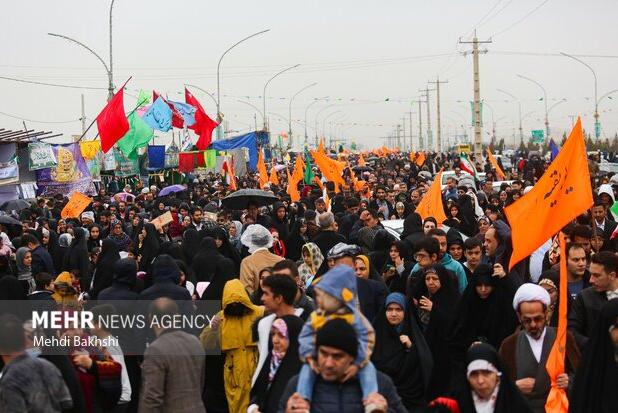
[{"xmin": 1, "ymin": 0, "xmax": 617, "ymax": 149}]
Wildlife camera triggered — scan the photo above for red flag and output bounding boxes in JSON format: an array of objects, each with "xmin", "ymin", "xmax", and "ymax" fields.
[
  {"xmin": 97, "ymin": 88, "xmax": 129, "ymax": 153},
  {"xmin": 185, "ymin": 88, "xmax": 219, "ymax": 150},
  {"xmin": 153, "ymin": 91, "xmax": 184, "ymax": 129}
]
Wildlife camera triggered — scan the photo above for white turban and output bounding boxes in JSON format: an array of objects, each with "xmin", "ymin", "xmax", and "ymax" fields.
[
  {"xmin": 81, "ymin": 211, "xmax": 95, "ymax": 222},
  {"xmin": 512, "ymin": 283, "xmax": 551, "ymax": 311},
  {"xmin": 241, "ymin": 224, "xmax": 274, "ymax": 253}
]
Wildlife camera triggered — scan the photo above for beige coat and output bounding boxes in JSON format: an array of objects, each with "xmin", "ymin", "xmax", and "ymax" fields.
[{"xmin": 239, "ymin": 248, "xmax": 284, "ymax": 294}]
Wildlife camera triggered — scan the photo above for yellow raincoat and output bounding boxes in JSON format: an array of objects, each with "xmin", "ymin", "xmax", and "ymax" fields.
[{"xmin": 200, "ymin": 279, "xmax": 263, "ymax": 413}]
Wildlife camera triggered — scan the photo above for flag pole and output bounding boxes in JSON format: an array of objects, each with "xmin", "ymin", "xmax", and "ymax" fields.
[{"xmin": 76, "ymin": 76, "xmax": 132, "ymax": 143}]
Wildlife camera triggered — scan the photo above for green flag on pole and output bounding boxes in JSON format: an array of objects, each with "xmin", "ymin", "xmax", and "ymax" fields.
[
  {"xmin": 116, "ymin": 112, "xmax": 154, "ymax": 159},
  {"xmin": 304, "ymin": 153, "xmax": 314, "ymax": 185},
  {"xmin": 136, "ymin": 89, "xmax": 151, "ymax": 107}
]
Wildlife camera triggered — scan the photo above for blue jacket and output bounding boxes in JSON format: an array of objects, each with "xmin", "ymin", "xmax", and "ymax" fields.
[
  {"xmin": 298, "ymin": 265, "xmax": 375, "ymax": 367},
  {"xmin": 411, "ymin": 253, "xmax": 468, "ymax": 293}
]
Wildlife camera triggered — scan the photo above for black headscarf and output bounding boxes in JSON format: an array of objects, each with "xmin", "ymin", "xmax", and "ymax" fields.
[
  {"xmin": 0, "ymin": 275, "xmax": 29, "ymax": 320},
  {"xmin": 372, "ymin": 292, "xmax": 433, "ymax": 409},
  {"xmin": 87, "ymin": 224, "xmax": 103, "ymax": 252},
  {"xmin": 62, "ymin": 227, "xmax": 90, "ymax": 286},
  {"xmin": 368, "ymin": 229, "xmax": 396, "ymax": 276},
  {"xmin": 182, "ymin": 229, "xmax": 201, "ymax": 266},
  {"xmin": 138, "ymin": 223, "xmax": 160, "ymax": 274},
  {"xmin": 192, "ymin": 237, "xmax": 235, "ymax": 301},
  {"xmin": 448, "ymin": 264, "xmax": 519, "ymax": 378},
  {"xmin": 157, "ymin": 241, "xmax": 186, "ymax": 263},
  {"xmin": 401, "ymin": 212, "xmax": 424, "ymax": 252},
  {"xmin": 454, "ymin": 343, "xmax": 532, "ymax": 413},
  {"xmin": 250, "ymin": 315, "xmax": 303, "ymax": 413},
  {"xmin": 570, "ymin": 298, "xmax": 618, "ymax": 413},
  {"xmin": 208, "ymin": 226, "xmax": 241, "ymax": 274},
  {"xmin": 90, "ymin": 239, "xmax": 121, "ymax": 299},
  {"xmin": 413, "ymin": 265, "xmax": 460, "ymax": 398}
]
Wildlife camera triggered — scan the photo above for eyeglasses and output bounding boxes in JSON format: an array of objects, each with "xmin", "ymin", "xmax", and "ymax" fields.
[{"xmin": 414, "ymin": 252, "xmax": 429, "ymax": 260}]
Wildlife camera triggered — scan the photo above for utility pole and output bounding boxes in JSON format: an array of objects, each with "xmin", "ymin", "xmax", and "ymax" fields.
[
  {"xmin": 419, "ymin": 87, "xmax": 436, "ymax": 151},
  {"xmin": 418, "ymin": 100, "xmax": 424, "ymax": 150},
  {"xmin": 460, "ymin": 31, "xmax": 492, "ymax": 160},
  {"xmin": 80, "ymin": 94, "xmax": 86, "ymax": 134},
  {"xmin": 409, "ymin": 110, "xmax": 413, "ymax": 151},
  {"xmin": 396, "ymin": 124, "xmax": 401, "ymax": 149},
  {"xmin": 402, "ymin": 117, "xmax": 406, "ymax": 151},
  {"xmin": 429, "ymin": 77, "xmax": 448, "ymax": 153}
]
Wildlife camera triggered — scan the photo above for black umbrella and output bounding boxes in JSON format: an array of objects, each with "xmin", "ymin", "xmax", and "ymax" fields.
[
  {"xmin": 352, "ymin": 165, "xmax": 374, "ymax": 172},
  {"xmin": 0, "ymin": 199, "xmax": 31, "ymax": 212},
  {"xmin": 222, "ymin": 189, "xmax": 278, "ymax": 210},
  {"xmin": 0, "ymin": 215, "xmax": 22, "ymax": 226}
]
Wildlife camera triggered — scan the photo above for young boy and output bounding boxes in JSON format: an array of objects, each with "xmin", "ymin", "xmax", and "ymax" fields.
[{"xmin": 297, "ymin": 264, "xmax": 380, "ymax": 413}]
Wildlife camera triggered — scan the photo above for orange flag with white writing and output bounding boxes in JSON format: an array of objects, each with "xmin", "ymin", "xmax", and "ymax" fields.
[
  {"xmin": 504, "ymin": 118, "xmax": 593, "ymax": 270},
  {"xmin": 61, "ymin": 192, "xmax": 92, "ymax": 219},
  {"xmin": 415, "ymin": 170, "xmax": 447, "ymax": 223},
  {"xmin": 257, "ymin": 150, "xmax": 269, "ymax": 189},
  {"xmin": 544, "ymin": 232, "xmax": 569, "ymax": 413},
  {"xmin": 486, "ymin": 149, "xmax": 506, "ymax": 180}
]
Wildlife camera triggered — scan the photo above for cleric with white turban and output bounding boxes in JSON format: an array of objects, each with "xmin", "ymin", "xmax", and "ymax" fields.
[{"xmin": 512, "ymin": 282, "xmax": 551, "ymax": 311}]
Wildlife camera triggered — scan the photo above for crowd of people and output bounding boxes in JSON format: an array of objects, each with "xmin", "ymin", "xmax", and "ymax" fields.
[{"xmin": 0, "ymin": 149, "xmax": 616, "ymax": 413}]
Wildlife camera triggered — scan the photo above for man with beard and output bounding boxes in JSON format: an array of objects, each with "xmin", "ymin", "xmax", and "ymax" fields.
[{"xmin": 499, "ymin": 283, "xmax": 580, "ymax": 413}]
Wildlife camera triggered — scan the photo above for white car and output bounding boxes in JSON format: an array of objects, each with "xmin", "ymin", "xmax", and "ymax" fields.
[{"xmin": 381, "ymin": 219, "xmax": 468, "ymax": 241}]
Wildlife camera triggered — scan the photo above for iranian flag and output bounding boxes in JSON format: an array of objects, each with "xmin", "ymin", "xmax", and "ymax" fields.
[{"xmin": 459, "ymin": 153, "xmax": 479, "ymax": 178}]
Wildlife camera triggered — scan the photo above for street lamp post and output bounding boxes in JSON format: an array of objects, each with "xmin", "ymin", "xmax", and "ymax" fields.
[
  {"xmin": 517, "ymin": 74, "xmax": 549, "ymax": 139},
  {"xmin": 497, "ymin": 88, "xmax": 523, "ymax": 145},
  {"xmin": 314, "ymin": 104, "xmax": 336, "ymax": 146},
  {"xmin": 185, "ymin": 84, "xmax": 218, "ymax": 108},
  {"xmin": 263, "ymin": 64, "xmax": 300, "ymax": 132},
  {"xmin": 560, "ymin": 52, "xmax": 599, "ymax": 138},
  {"xmin": 304, "ymin": 100, "xmax": 319, "ymax": 147},
  {"xmin": 49, "ymin": 1, "xmax": 117, "ymax": 101},
  {"xmin": 237, "ymin": 99, "xmax": 265, "ymax": 128},
  {"xmin": 216, "ymin": 29, "xmax": 270, "ymax": 121},
  {"xmin": 288, "ymin": 82, "xmax": 317, "ymax": 150},
  {"xmin": 322, "ymin": 111, "xmax": 342, "ymax": 144}
]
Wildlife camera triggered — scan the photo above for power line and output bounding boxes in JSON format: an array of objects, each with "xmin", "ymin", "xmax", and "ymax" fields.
[
  {"xmin": 0, "ymin": 75, "xmax": 107, "ymax": 90},
  {"xmin": 491, "ymin": 0, "xmax": 552, "ymax": 37},
  {"xmin": 0, "ymin": 110, "xmax": 80, "ymax": 124}
]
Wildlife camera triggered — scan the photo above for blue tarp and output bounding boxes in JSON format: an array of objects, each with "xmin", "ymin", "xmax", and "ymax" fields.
[{"xmin": 210, "ymin": 132, "xmax": 258, "ymax": 171}]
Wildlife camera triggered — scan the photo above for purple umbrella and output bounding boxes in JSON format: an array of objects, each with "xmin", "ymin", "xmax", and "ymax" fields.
[{"xmin": 158, "ymin": 184, "xmax": 186, "ymax": 197}]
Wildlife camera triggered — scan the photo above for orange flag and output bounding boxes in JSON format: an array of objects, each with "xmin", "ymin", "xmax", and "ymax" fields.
[
  {"xmin": 310, "ymin": 149, "xmax": 345, "ymax": 189},
  {"xmin": 358, "ymin": 154, "xmax": 366, "ymax": 167},
  {"xmin": 415, "ymin": 170, "xmax": 447, "ymax": 223},
  {"xmin": 291, "ymin": 154, "xmax": 304, "ymax": 184},
  {"xmin": 61, "ymin": 192, "xmax": 92, "ymax": 219},
  {"xmin": 269, "ymin": 165, "xmax": 280, "ymax": 186},
  {"xmin": 544, "ymin": 232, "xmax": 569, "ymax": 413},
  {"xmin": 286, "ymin": 169, "xmax": 300, "ymax": 202},
  {"xmin": 486, "ymin": 149, "xmax": 506, "ymax": 180},
  {"xmin": 257, "ymin": 150, "xmax": 269, "ymax": 188},
  {"xmin": 415, "ymin": 152, "xmax": 426, "ymax": 167},
  {"xmin": 318, "ymin": 137, "xmax": 326, "ymax": 154},
  {"xmin": 504, "ymin": 118, "xmax": 593, "ymax": 270},
  {"xmin": 409, "ymin": 152, "xmax": 416, "ymax": 162}
]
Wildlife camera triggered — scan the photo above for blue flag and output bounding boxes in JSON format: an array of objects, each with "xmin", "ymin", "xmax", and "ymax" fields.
[
  {"xmin": 168, "ymin": 100, "xmax": 196, "ymax": 127},
  {"xmin": 142, "ymin": 97, "xmax": 173, "ymax": 132},
  {"xmin": 549, "ymin": 138, "xmax": 559, "ymax": 161}
]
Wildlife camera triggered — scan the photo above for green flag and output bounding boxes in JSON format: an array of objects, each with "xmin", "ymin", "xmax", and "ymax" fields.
[
  {"xmin": 303, "ymin": 153, "xmax": 314, "ymax": 185},
  {"xmin": 116, "ymin": 112, "xmax": 154, "ymax": 159},
  {"xmin": 136, "ymin": 89, "xmax": 151, "ymax": 107},
  {"xmin": 204, "ymin": 150, "xmax": 217, "ymax": 168},
  {"xmin": 610, "ymin": 201, "xmax": 618, "ymax": 220}
]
